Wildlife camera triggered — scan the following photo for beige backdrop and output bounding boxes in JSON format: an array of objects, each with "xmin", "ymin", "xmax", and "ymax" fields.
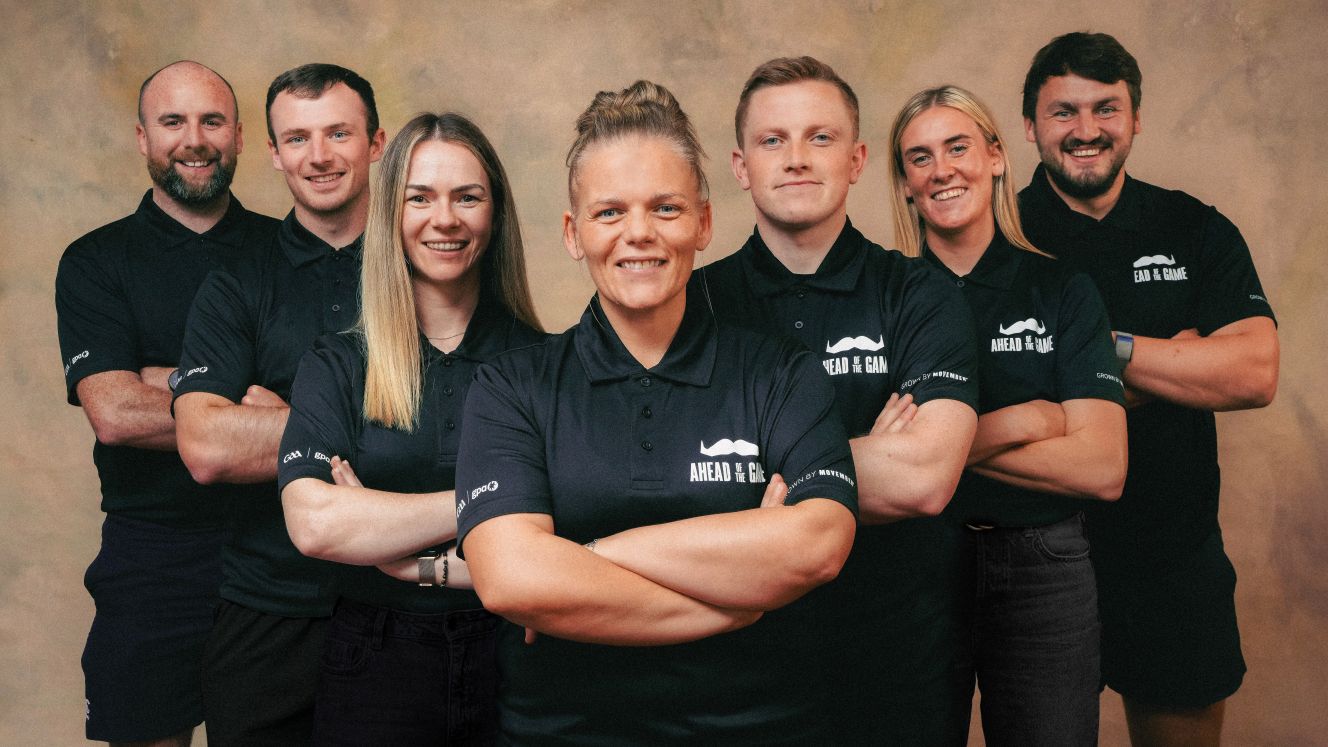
[{"xmin": 2, "ymin": 1, "xmax": 1324, "ymax": 744}]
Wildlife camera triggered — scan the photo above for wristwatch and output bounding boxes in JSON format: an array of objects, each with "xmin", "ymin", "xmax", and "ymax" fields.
[
  {"xmin": 1114, "ymin": 332, "xmax": 1135, "ymax": 364},
  {"xmin": 417, "ymin": 550, "xmax": 440, "ymax": 587},
  {"xmin": 167, "ymin": 368, "xmax": 183, "ymax": 391}
]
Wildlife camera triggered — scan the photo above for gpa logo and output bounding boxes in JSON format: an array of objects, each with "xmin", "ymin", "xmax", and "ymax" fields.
[
  {"xmin": 184, "ymin": 366, "xmax": 208, "ymax": 377},
  {"xmin": 282, "ymin": 449, "xmax": 303, "ymax": 464},
  {"xmin": 64, "ymin": 349, "xmax": 90, "ymax": 376},
  {"xmin": 469, "ymin": 480, "xmax": 499, "ymax": 501}
]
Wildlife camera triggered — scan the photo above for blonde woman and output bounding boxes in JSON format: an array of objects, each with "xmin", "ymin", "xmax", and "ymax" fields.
[
  {"xmin": 278, "ymin": 112, "xmax": 542, "ymax": 744},
  {"xmin": 888, "ymin": 85, "xmax": 1127, "ymax": 745}
]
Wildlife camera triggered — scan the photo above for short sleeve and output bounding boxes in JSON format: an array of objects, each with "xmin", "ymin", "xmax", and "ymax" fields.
[
  {"xmin": 1194, "ymin": 208, "xmax": 1276, "ymax": 335},
  {"xmin": 55, "ymin": 241, "xmax": 138, "ymax": 405},
  {"xmin": 1055, "ymin": 272, "xmax": 1126, "ymax": 404},
  {"xmin": 762, "ymin": 346, "xmax": 858, "ymax": 514},
  {"xmin": 277, "ymin": 337, "xmax": 359, "ymax": 492},
  {"xmin": 455, "ymin": 360, "xmax": 553, "ymax": 558},
  {"xmin": 173, "ymin": 268, "xmax": 256, "ymax": 403},
  {"xmin": 892, "ymin": 264, "xmax": 980, "ymax": 410}
]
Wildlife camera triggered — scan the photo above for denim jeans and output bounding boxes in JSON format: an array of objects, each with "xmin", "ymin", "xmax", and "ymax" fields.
[
  {"xmin": 958, "ymin": 514, "xmax": 1101, "ymax": 747},
  {"xmin": 313, "ymin": 598, "xmax": 500, "ymax": 746}
]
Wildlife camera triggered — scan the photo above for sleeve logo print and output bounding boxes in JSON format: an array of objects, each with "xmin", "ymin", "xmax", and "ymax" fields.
[
  {"xmin": 64, "ymin": 349, "xmax": 90, "ymax": 377},
  {"xmin": 458, "ymin": 480, "xmax": 500, "ymax": 517},
  {"xmin": 1132, "ymin": 253, "xmax": 1188, "ymax": 283}
]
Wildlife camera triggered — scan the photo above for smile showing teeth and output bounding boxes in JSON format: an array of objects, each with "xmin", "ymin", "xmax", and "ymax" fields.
[
  {"xmin": 1068, "ymin": 147, "xmax": 1101, "ymax": 157},
  {"xmin": 424, "ymin": 241, "xmax": 465, "ymax": 251},
  {"xmin": 308, "ymin": 173, "xmax": 343, "ymax": 183},
  {"xmin": 933, "ymin": 187, "xmax": 965, "ymax": 201},
  {"xmin": 619, "ymin": 259, "xmax": 665, "ymax": 270},
  {"xmin": 179, "ymin": 160, "xmax": 211, "ymax": 168}
]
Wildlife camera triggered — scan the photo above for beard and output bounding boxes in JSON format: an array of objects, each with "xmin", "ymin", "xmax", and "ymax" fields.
[
  {"xmin": 1040, "ymin": 135, "xmax": 1129, "ymax": 200},
  {"xmin": 147, "ymin": 152, "xmax": 236, "ymax": 205}
]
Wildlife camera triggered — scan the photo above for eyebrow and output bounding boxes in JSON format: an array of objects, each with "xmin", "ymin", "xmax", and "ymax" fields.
[
  {"xmin": 278, "ymin": 122, "xmax": 354, "ymax": 138},
  {"xmin": 904, "ymin": 133, "xmax": 971, "ymax": 156},
  {"xmin": 156, "ymin": 111, "xmax": 229, "ymax": 123},
  {"xmin": 1049, "ymin": 95, "xmax": 1124, "ymax": 110}
]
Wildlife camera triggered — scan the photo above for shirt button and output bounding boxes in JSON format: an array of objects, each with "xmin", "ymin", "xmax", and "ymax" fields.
[
  {"xmin": 796, "ymin": 289, "xmax": 807, "ymax": 299},
  {"xmin": 443, "ymin": 385, "xmax": 454, "ymax": 396},
  {"xmin": 332, "ymin": 304, "xmax": 341, "ymax": 312},
  {"xmin": 443, "ymin": 358, "xmax": 454, "ymax": 367},
  {"xmin": 641, "ymin": 440, "xmax": 653, "ymax": 451},
  {"xmin": 334, "ymin": 279, "xmax": 341, "ymax": 286},
  {"xmin": 956, "ymin": 280, "xmax": 965, "ymax": 288},
  {"xmin": 794, "ymin": 321, "xmax": 804, "ymax": 329},
  {"xmin": 640, "ymin": 376, "xmax": 652, "ymax": 388},
  {"xmin": 641, "ymin": 406, "xmax": 652, "ymax": 418},
  {"xmin": 445, "ymin": 420, "xmax": 455, "ymax": 430}
]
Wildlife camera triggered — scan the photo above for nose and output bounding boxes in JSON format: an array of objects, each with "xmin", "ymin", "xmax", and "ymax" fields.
[
  {"xmin": 1072, "ymin": 111, "xmax": 1101, "ymax": 143},
  {"xmin": 931, "ymin": 155, "xmax": 956, "ymax": 183},
  {"xmin": 309, "ymin": 136, "xmax": 331, "ymax": 165},
  {"xmin": 623, "ymin": 207, "xmax": 654, "ymax": 245},
  {"xmin": 182, "ymin": 120, "xmax": 206, "ymax": 150},
  {"xmin": 784, "ymin": 139, "xmax": 809, "ymax": 171},
  {"xmin": 429, "ymin": 201, "xmax": 461, "ymax": 229}
]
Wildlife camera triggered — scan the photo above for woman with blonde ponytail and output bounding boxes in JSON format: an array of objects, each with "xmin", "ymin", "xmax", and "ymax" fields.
[
  {"xmin": 453, "ymin": 80, "xmax": 858, "ymax": 743},
  {"xmin": 277, "ymin": 112, "xmax": 543, "ymax": 744}
]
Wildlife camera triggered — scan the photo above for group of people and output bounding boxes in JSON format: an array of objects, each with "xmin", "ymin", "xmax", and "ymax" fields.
[{"xmin": 55, "ymin": 29, "xmax": 1278, "ymax": 747}]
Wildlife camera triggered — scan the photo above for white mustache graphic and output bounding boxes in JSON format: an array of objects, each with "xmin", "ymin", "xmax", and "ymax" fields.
[
  {"xmin": 825, "ymin": 335, "xmax": 885, "ymax": 354},
  {"xmin": 699, "ymin": 439, "xmax": 760, "ymax": 457},
  {"xmin": 1132, "ymin": 254, "xmax": 1176, "ymax": 268},
  {"xmin": 998, "ymin": 318, "xmax": 1047, "ymax": 335}
]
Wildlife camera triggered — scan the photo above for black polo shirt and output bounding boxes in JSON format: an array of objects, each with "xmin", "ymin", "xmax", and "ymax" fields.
[
  {"xmin": 1020, "ymin": 167, "xmax": 1276, "ymax": 571},
  {"xmin": 55, "ymin": 191, "xmax": 278, "ymax": 528},
  {"xmin": 455, "ymin": 292, "xmax": 857, "ymax": 744},
  {"xmin": 174, "ymin": 211, "xmax": 362, "ymax": 617},
  {"xmin": 924, "ymin": 233, "xmax": 1125, "ymax": 527},
  {"xmin": 693, "ymin": 221, "xmax": 979, "ymax": 688},
  {"xmin": 276, "ymin": 294, "xmax": 544, "ymax": 613}
]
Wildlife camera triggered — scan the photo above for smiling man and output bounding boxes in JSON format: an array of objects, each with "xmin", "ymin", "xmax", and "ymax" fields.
[
  {"xmin": 1018, "ymin": 32, "xmax": 1279, "ymax": 747},
  {"xmin": 693, "ymin": 56, "xmax": 980, "ymax": 745},
  {"xmin": 172, "ymin": 63, "xmax": 384, "ymax": 745},
  {"xmin": 55, "ymin": 60, "xmax": 278, "ymax": 746}
]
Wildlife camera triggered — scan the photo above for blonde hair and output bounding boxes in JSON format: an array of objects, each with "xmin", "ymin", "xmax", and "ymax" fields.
[
  {"xmin": 566, "ymin": 80, "xmax": 708, "ymax": 207},
  {"xmin": 886, "ymin": 85, "xmax": 1046, "ymax": 258},
  {"xmin": 360, "ymin": 112, "xmax": 540, "ymax": 430}
]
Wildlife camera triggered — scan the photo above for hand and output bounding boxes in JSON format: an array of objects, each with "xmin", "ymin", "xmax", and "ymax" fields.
[
  {"xmin": 241, "ymin": 384, "xmax": 288, "ymax": 408},
  {"xmin": 1025, "ymin": 399, "xmax": 1067, "ymax": 438},
  {"xmin": 329, "ymin": 456, "xmax": 363, "ymax": 488},
  {"xmin": 1123, "ymin": 386, "xmax": 1155, "ymax": 409},
  {"xmin": 138, "ymin": 366, "xmax": 174, "ymax": 392},
  {"xmin": 870, "ymin": 393, "xmax": 917, "ymax": 435},
  {"xmin": 760, "ymin": 473, "xmax": 788, "ymax": 508}
]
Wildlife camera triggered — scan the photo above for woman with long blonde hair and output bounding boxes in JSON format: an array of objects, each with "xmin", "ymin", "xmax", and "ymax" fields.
[{"xmin": 277, "ymin": 112, "xmax": 542, "ymax": 744}]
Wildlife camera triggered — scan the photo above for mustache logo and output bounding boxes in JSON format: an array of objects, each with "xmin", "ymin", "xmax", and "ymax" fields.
[
  {"xmin": 998, "ymin": 318, "xmax": 1047, "ymax": 336},
  {"xmin": 1132, "ymin": 254, "xmax": 1176, "ymax": 268},
  {"xmin": 825, "ymin": 335, "xmax": 885, "ymax": 354},
  {"xmin": 699, "ymin": 439, "xmax": 760, "ymax": 457}
]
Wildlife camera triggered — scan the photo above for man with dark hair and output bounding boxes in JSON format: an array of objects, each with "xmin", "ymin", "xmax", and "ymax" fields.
[
  {"xmin": 56, "ymin": 60, "xmax": 277, "ymax": 746},
  {"xmin": 1019, "ymin": 31, "xmax": 1279, "ymax": 747},
  {"xmin": 696, "ymin": 56, "xmax": 980, "ymax": 744},
  {"xmin": 173, "ymin": 62, "xmax": 384, "ymax": 744}
]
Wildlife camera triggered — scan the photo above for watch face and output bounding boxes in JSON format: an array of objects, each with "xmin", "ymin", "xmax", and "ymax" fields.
[{"xmin": 168, "ymin": 369, "xmax": 182, "ymax": 391}]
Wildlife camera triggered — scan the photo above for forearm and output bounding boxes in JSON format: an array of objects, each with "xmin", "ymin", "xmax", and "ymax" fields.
[
  {"xmin": 283, "ymin": 479, "xmax": 458, "ymax": 565},
  {"xmin": 176, "ymin": 394, "xmax": 288, "ymax": 484},
  {"xmin": 1120, "ymin": 318, "xmax": 1278, "ymax": 411},
  {"xmin": 967, "ymin": 401, "xmax": 1066, "ymax": 466},
  {"xmin": 970, "ymin": 401, "xmax": 1127, "ymax": 500},
  {"xmin": 467, "ymin": 517, "xmax": 761, "ymax": 646},
  {"xmin": 77, "ymin": 371, "xmax": 179, "ymax": 450},
  {"xmin": 592, "ymin": 498, "xmax": 854, "ymax": 611},
  {"xmin": 852, "ymin": 401, "xmax": 976, "ymax": 523}
]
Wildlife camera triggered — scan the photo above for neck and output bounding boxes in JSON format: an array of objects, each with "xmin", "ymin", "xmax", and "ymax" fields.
[
  {"xmin": 414, "ymin": 273, "xmax": 481, "ymax": 353},
  {"xmin": 925, "ymin": 216, "xmax": 995, "ymax": 277},
  {"xmin": 293, "ymin": 192, "xmax": 369, "ymax": 249},
  {"xmin": 152, "ymin": 187, "xmax": 229, "ymax": 234},
  {"xmin": 754, "ymin": 209, "xmax": 847, "ymax": 275},
  {"xmin": 599, "ymin": 291, "xmax": 686, "ymax": 370},
  {"xmin": 1045, "ymin": 167, "xmax": 1126, "ymax": 221}
]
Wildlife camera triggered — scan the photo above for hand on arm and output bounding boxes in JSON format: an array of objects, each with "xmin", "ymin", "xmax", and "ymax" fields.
[
  {"xmin": 76, "ymin": 370, "xmax": 178, "ymax": 450},
  {"xmin": 175, "ymin": 388, "xmax": 289, "ymax": 484},
  {"xmin": 1116, "ymin": 317, "xmax": 1278, "ymax": 411},
  {"xmin": 590, "ymin": 478, "xmax": 855, "ymax": 611},
  {"xmin": 969, "ymin": 398, "xmax": 1127, "ymax": 501},
  {"xmin": 282, "ymin": 456, "xmax": 459, "ymax": 565},
  {"xmin": 967, "ymin": 400, "xmax": 1066, "ymax": 466},
  {"xmin": 465, "ymin": 514, "xmax": 762, "ymax": 646},
  {"xmin": 851, "ymin": 397, "xmax": 977, "ymax": 523}
]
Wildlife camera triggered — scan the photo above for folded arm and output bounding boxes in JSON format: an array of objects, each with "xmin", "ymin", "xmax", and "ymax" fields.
[
  {"xmin": 966, "ymin": 400, "xmax": 1066, "ymax": 466},
  {"xmin": 1119, "ymin": 317, "xmax": 1278, "ymax": 411},
  {"xmin": 851, "ymin": 397, "xmax": 977, "ymax": 523},
  {"xmin": 465, "ymin": 513, "xmax": 762, "ymax": 646},
  {"xmin": 969, "ymin": 398, "xmax": 1127, "ymax": 500},
  {"xmin": 76, "ymin": 368, "xmax": 178, "ymax": 450},
  {"xmin": 175, "ymin": 387, "xmax": 289, "ymax": 484}
]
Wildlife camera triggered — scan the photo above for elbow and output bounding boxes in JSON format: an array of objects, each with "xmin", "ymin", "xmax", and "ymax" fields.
[
  {"xmin": 913, "ymin": 487, "xmax": 954, "ymax": 518},
  {"xmin": 473, "ymin": 576, "xmax": 544, "ymax": 623},
  {"xmin": 1085, "ymin": 448, "xmax": 1127, "ymax": 502},
  {"xmin": 1244, "ymin": 367, "xmax": 1278, "ymax": 409},
  {"xmin": 281, "ymin": 487, "xmax": 340, "ymax": 560},
  {"xmin": 88, "ymin": 419, "xmax": 131, "ymax": 447},
  {"xmin": 179, "ymin": 442, "xmax": 227, "ymax": 485}
]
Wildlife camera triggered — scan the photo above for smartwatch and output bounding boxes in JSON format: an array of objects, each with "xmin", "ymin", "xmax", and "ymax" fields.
[
  {"xmin": 1114, "ymin": 332, "xmax": 1135, "ymax": 364},
  {"xmin": 167, "ymin": 368, "xmax": 183, "ymax": 391},
  {"xmin": 417, "ymin": 549, "xmax": 440, "ymax": 587}
]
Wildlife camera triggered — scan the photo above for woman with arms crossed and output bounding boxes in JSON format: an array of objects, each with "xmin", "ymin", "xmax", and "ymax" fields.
[
  {"xmin": 277, "ymin": 112, "xmax": 543, "ymax": 744},
  {"xmin": 888, "ymin": 86, "xmax": 1127, "ymax": 746},
  {"xmin": 454, "ymin": 81, "xmax": 858, "ymax": 744}
]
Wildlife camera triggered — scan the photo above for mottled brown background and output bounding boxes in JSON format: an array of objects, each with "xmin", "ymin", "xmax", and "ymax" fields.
[{"xmin": 2, "ymin": 1, "xmax": 1323, "ymax": 744}]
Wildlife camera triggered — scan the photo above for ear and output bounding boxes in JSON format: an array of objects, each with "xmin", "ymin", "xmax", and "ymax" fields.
[
  {"xmin": 1132, "ymin": 109, "xmax": 1142, "ymax": 135},
  {"xmin": 730, "ymin": 148, "xmax": 751, "ymax": 191},
  {"xmin": 136, "ymin": 122, "xmax": 148, "ymax": 157},
  {"xmin": 695, "ymin": 201, "xmax": 713, "ymax": 254},
  {"xmin": 368, "ymin": 127, "xmax": 387, "ymax": 163},
  {"xmin": 1024, "ymin": 118, "xmax": 1036, "ymax": 144},
  {"xmin": 562, "ymin": 211, "xmax": 583, "ymax": 261},
  {"xmin": 269, "ymin": 138, "xmax": 284, "ymax": 172},
  {"xmin": 235, "ymin": 120, "xmax": 244, "ymax": 156},
  {"xmin": 989, "ymin": 140, "xmax": 1005, "ymax": 178},
  {"xmin": 848, "ymin": 141, "xmax": 867, "ymax": 185}
]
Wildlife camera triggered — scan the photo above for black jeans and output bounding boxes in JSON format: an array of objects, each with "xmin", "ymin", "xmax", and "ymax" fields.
[
  {"xmin": 959, "ymin": 514, "xmax": 1101, "ymax": 747},
  {"xmin": 313, "ymin": 598, "xmax": 500, "ymax": 746}
]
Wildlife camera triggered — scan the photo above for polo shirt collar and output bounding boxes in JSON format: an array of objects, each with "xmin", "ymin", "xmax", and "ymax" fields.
[
  {"xmin": 1026, "ymin": 164, "xmax": 1145, "ymax": 236},
  {"xmin": 280, "ymin": 210, "xmax": 364, "ymax": 267},
  {"xmin": 922, "ymin": 232, "xmax": 1021, "ymax": 290},
  {"xmin": 134, "ymin": 189, "xmax": 255, "ymax": 251},
  {"xmin": 442, "ymin": 290, "xmax": 516, "ymax": 363},
  {"xmin": 739, "ymin": 218, "xmax": 868, "ymax": 297},
  {"xmin": 574, "ymin": 290, "xmax": 716, "ymax": 386}
]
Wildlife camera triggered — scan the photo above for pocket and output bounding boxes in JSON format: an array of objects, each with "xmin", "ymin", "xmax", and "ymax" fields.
[
  {"xmin": 320, "ymin": 630, "xmax": 370, "ymax": 676},
  {"xmin": 1032, "ymin": 522, "xmax": 1092, "ymax": 562}
]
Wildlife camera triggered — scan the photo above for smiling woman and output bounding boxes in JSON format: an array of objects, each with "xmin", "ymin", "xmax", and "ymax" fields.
[{"xmin": 453, "ymin": 80, "xmax": 860, "ymax": 743}]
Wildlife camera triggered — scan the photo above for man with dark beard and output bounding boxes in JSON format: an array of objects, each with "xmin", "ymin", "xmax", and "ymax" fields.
[
  {"xmin": 55, "ymin": 60, "xmax": 277, "ymax": 746},
  {"xmin": 1018, "ymin": 32, "xmax": 1279, "ymax": 747}
]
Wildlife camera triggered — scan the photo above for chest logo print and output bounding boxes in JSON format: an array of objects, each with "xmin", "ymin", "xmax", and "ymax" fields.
[
  {"xmin": 691, "ymin": 438, "xmax": 766, "ymax": 484},
  {"xmin": 822, "ymin": 334, "xmax": 888, "ymax": 377},
  {"xmin": 1132, "ymin": 254, "xmax": 1189, "ymax": 283},
  {"xmin": 826, "ymin": 335, "xmax": 885, "ymax": 353},
  {"xmin": 992, "ymin": 317, "xmax": 1054, "ymax": 354}
]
